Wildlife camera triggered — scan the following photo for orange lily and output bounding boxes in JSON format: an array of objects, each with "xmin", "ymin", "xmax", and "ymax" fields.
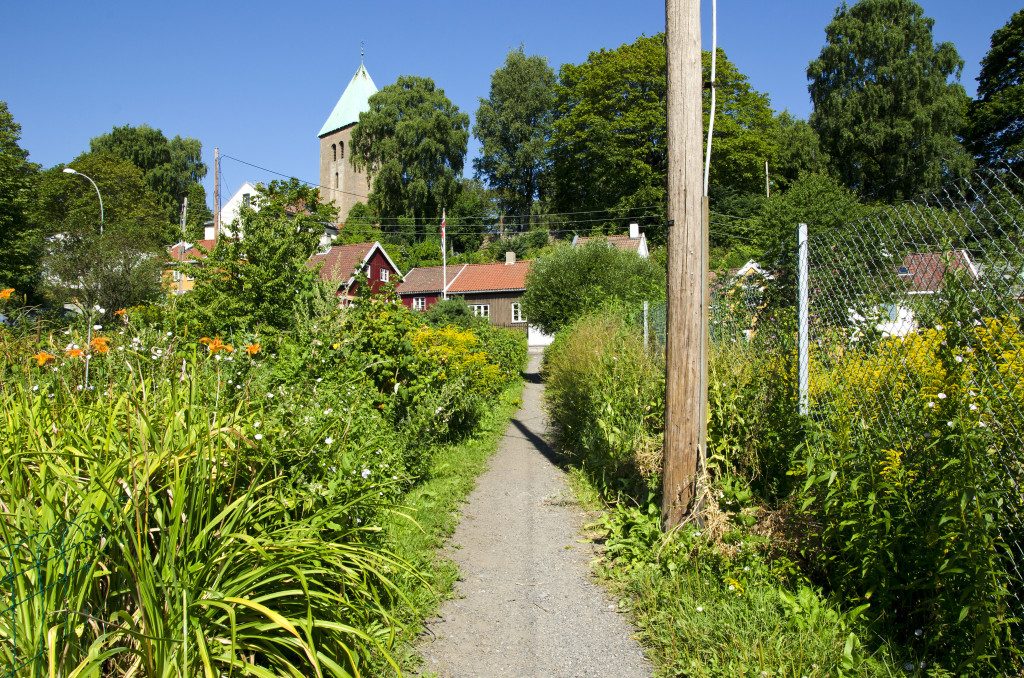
[
  {"xmin": 244, "ymin": 342, "xmax": 260, "ymax": 355},
  {"xmin": 114, "ymin": 309, "xmax": 127, "ymax": 317},
  {"xmin": 90, "ymin": 336, "xmax": 111, "ymax": 354},
  {"xmin": 65, "ymin": 347, "xmax": 85, "ymax": 359},
  {"xmin": 30, "ymin": 352, "xmax": 56, "ymax": 366},
  {"xmin": 208, "ymin": 337, "xmax": 234, "ymax": 354},
  {"xmin": 199, "ymin": 337, "xmax": 213, "ymax": 346},
  {"xmin": 0, "ymin": 288, "xmax": 14, "ymax": 301}
]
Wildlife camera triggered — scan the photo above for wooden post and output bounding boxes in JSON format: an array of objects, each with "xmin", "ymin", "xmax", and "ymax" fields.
[{"xmin": 663, "ymin": 0, "xmax": 706, "ymax": 530}]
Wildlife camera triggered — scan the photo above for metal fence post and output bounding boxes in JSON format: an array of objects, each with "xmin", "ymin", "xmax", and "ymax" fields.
[
  {"xmin": 798, "ymin": 222, "xmax": 809, "ymax": 416},
  {"xmin": 643, "ymin": 301, "xmax": 649, "ymax": 350}
]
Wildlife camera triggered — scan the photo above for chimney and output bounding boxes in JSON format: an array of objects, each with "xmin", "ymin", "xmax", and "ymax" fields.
[
  {"xmin": 629, "ymin": 222, "xmax": 640, "ymax": 239},
  {"xmin": 505, "ymin": 251, "xmax": 516, "ymax": 265}
]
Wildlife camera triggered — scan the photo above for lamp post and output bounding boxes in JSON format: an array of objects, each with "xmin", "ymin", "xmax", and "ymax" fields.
[{"xmin": 62, "ymin": 168, "xmax": 104, "ymax": 234}]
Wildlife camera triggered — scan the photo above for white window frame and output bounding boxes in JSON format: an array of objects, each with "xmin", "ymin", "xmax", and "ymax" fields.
[
  {"xmin": 511, "ymin": 302, "xmax": 525, "ymax": 323},
  {"xmin": 471, "ymin": 304, "xmax": 490, "ymax": 318},
  {"xmin": 380, "ymin": 268, "xmax": 390, "ymax": 282},
  {"xmin": 413, "ymin": 297, "xmax": 426, "ymax": 311}
]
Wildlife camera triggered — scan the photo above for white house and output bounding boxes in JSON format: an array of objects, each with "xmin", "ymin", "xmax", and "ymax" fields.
[{"xmin": 204, "ymin": 182, "xmax": 259, "ymax": 240}]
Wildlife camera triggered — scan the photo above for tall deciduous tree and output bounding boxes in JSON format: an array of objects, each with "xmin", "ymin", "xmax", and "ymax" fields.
[
  {"xmin": 773, "ymin": 111, "xmax": 828, "ymax": 192},
  {"xmin": 350, "ymin": 76, "xmax": 469, "ymax": 232},
  {"xmin": 808, "ymin": 0, "xmax": 972, "ymax": 201},
  {"xmin": 90, "ymin": 124, "xmax": 210, "ymax": 238},
  {"xmin": 547, "ymin": 35, "xmax": 776, "ymax": 242},
  {"xmin": 31, "ymin": 152, "xmax": 168, "ymax": 314},
  {"xmin": 180, "ymin": 179, "xmax": 335, "ymax": 333},
  {"xmin": 968, "ymin": 9, "xmax": 1024, "ymax": 170},
  {"xmin": 473, "ymin": 47, "xmax": 555, "ymax": 229},
  {"xmin": 0, "ymin": 101, "xmax": 41, "ymax": 298}
]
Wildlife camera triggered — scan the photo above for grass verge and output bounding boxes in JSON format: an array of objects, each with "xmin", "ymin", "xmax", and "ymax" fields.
[{"xmin": 377, "ymin": 381, "xmax": 525, "ymax": 675}]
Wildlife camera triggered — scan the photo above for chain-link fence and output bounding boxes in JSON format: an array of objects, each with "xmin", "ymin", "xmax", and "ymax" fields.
[{"xmin": 641, "ymin": 161, "xmax": 1024, "ymax": 642}]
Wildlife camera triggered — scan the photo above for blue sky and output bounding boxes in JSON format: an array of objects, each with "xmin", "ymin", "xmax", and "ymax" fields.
[{"xmin": 3, "ymin": 0, "xmax": 1019, "ymax": 212}]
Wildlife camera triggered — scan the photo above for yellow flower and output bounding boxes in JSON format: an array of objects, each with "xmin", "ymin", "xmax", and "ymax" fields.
[
  {"xmin": 0, "ymin": 288, "xmax": 14, "ymax": 301},
  {"xmin": 30, "ymin": 352, "xmax": 56, "ymax": 366},
  {"xmin": 245, "ymin": 342, "xmax": 260, "ymax": 355}
]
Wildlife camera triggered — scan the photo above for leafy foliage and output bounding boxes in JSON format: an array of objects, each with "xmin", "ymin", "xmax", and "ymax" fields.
[
  {"xmin": 351, "ymin": 76, "xmax": 470, "ymax": 227},
  {"xmin": 968, "ymin": 9, "xmax": 1024, "ymax": 170},
  {"xmin": 473, "ymin": 47, "xmax": 556, "ymax": 227},
  {"xmin": 179, "ymin": 179, "xmax": 334, "ymax": 334},
  {"xmin": 90, "ymin": 123, "xmax": 210, "ymax": 237},
  {"xmin": 808, "ymin": 0, "xmax": 973, "ymax": 200},
  {"xmin": 31, "ymin": 152, "xmax": 168, "ymax": 315},
  {"xmin": 0, "ymin": 101, "xmax": 41, "ymax": 299},
  {"xmin": 521, "ymin": 240, "xmax": 665, "ymax": 335}
]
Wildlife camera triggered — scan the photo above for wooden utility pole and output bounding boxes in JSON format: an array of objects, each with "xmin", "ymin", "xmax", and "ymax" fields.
[
  {"xmin": 213, "ymin": 147, "xmax": 220, "ymax": 242},
  {"xmin": 663, "ymin": 0, "xmax": 707, "ymax": 530}
]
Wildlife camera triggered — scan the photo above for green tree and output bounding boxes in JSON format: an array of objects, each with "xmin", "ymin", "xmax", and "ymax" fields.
[
  {"xmin": 90, "ymin": 124, "xmax": 209, "ymax": 237},
  {"xmin": 31, "ymin": 153, "xmax": 168, "ymax": 315},
  {"xmin": 548, "ymin": 36, "xmax": 776, "ymax": 242},
  {"xmin": 350, "ymin": 76, "xmax": 469, "ymax": 231},
  {"xmin": 773, "ymin": 111, "xmax": 828, "ymax": 192},
  {"xmin": 808, "ymin": 0, "xmax": 972, "ymax": 201},
  {"xmin": 0, "ymin": 101, "xmax": 41, "ymax": 298},
  {"xmin": 180, "ymin": 179, "xmax": 336, "ymax": 333},
  {"xmin": 336, "ymin": 202, "xmax": 384, "ymax": 245},
  {"xmin": 520, "ymin": 240, "xmax": 666, "ymax": 334},
  {"xmin": 447, "ymin": 178, "xmax": 497, "ymax": 255},
  {"xmin": 968, "ymin": 9, "xmax": 1024, "ymax": 170},
  {"xmin": 473, "ymin": 47, "xmax": 556, "ymax": 228}
]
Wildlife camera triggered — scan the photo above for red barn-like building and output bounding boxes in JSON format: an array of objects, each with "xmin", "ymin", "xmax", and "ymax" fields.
[{"xmin": 306, "ymin": 241, "xmax": 402, "ymax": 302}]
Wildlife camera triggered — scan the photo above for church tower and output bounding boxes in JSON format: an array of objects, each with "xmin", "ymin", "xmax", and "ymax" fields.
[{"xmin": 318, "ymin": 62, "xmax": 377, "ymax": 222}]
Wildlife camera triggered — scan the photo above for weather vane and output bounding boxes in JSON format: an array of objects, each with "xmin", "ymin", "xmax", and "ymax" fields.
[{"xmin": 360, "ymin": 41, "xmax": 365, "ymax": 63}]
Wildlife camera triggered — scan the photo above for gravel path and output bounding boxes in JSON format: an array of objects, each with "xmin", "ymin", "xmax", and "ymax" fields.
[{"xmin": 417, "ymin": 351, "xmax": 652, "ymax": 678}]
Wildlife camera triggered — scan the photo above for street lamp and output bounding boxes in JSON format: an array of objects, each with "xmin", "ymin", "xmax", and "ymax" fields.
[{"xmin": 62, "ymin": 167, "xmax": 104, "ymax": 234}]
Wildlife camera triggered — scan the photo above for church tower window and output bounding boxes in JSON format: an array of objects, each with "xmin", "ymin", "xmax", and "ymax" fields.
[
  {"xmin": 335, "ymin": 173, "xmax": 339, "ymax": 189},
  {"xmin": 339, "ymin": 142, "xmax": 344, "ymax": 159},
  {"xmin": 332, "ymin": 144, "xmax": 337, "ymax": 161}
]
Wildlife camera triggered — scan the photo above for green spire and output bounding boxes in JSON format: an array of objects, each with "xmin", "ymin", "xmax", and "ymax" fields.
[{"xmin": 318, "ymin": 63, "xmax": 378, "ymax": 138}]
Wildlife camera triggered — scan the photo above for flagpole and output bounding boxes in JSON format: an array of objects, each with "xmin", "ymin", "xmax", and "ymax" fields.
[{"xmin": 441, "ymin": 208, "xmax": 447, "ymax": 300}]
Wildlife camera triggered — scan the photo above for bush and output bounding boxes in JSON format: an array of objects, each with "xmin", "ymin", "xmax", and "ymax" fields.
[{"xmin": 521, "ymin": 240, "xmax": 666, "ymax": 335}]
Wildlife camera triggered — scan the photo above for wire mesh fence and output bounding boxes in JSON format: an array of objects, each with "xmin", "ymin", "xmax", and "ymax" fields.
[
  {"xmin": 1, "ymin": 516, "xmax": 106, "ymax": 678},
  {"xmin": 640, "ymin": 160, "xmax": 1024, "ymax": 640}
]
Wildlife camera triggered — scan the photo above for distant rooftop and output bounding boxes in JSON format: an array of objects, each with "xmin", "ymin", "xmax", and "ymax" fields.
[{"xmin": 318, "ymin": 63, "xmax": 378, "ymax": 137}]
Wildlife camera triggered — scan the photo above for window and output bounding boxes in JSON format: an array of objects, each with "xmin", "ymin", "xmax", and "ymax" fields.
[
  {"xmin": 335, "ymin": 173, "xmax": 339, "ymax": 188},
  {"xmin": 339, "ymin": 142, "xmax": 344, "ymax": 159},
  {"xmin": 242, "ymin": 193, "xmax": 251, "ymax": 207},
  {"xmin": 471, "ymin": 304, "xmax": 490, "ymax": 318},
  {"xmin": 897, "ymin": 266, "xmax": 911, "ymax": 276},
  {"xmin": 172, "ymin": 269, "xmax": 182, "ymax": 282},
  {"xmin": 380, "ymin": 268, "xmax": 390, "ymax": 282},
  {"xmin": 511, "ymin": 302, "xmax": 525, "ymax": 323},
  {"xmin": 413, "ymin": 297, "xmax": 426, "ymax": 311},
  {"xmin": 332, "ymin": 143, "xmax": 337, "ymax": 161}
]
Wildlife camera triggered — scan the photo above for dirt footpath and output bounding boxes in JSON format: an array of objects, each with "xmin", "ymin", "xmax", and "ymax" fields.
[{"xmin": 417, "ymin": 351, "xmax": 652, "ymax": 678}]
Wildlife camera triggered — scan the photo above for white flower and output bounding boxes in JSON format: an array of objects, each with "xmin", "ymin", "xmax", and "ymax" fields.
[
  {"xmin": 355, "ymin": 518, "xmax": 362, "ymax": 524},
  {"xmin": 267, "ymin": 393, "xmax": 274, "ymax": 399},
  {"xmin": 696, "ymin": 606, "xmax": 703, "ymax": 612},
  {"xmin": 361, "ymin": 469, "xmax": 371, "ymax": 479},
  {"xmin": 316, "ymin": 377, "xmax": 322, "ymax": 383},
  {"xmin": 325, "ymin": 437, "xmax": 334, "ymax": 445},
  {"xmin": 947, "ymin": 421, "xmax": 954, "ymax": 428},
  {"xmin": 927, "ymin": 401, "xmax": 936, "ymax": 408},
  {"xmin": 969, "ymin": 403, "xmax": 979, "ymax": 411},
  {"xmin": 254, "ymin": 421, "xmax": 260, "ymax": 428},
  {"xmin": 955, "ymin": 355, "xmax": 964, "ymax": 363},
  {"xmin": 937, "ymin": 393, "xmax": 946, "ymax": 399},
  {"xmin": 166, "ymin": 332, "xmax": 172, "ymax": 337},
  {"xmin": 743, "ymin": 566, "xmax": 750, "ymax": 571},
  {"xmin": 255, "ymin": 433, "xmax": 263, "ymax": 440},
  {"xmin": 93, "ymin": 324, "xmax": 102, "ymax": 331},
  {"xmin": 32, "ymin": 385, "xmax": 38, "ymax": 392},
  {"xmin": 227, "ymin": 380, "xmax": 232, "ymax": 384}
]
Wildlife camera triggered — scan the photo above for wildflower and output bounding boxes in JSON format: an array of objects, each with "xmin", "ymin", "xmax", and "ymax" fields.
[
  {"xmin": 115, "ymin": 309, "xmax": 127, "ymax": 317},
  {"xmin": 361, "ymin": 469, "xmax": 371, "ymax": 479},
  {"xmin": 254, "ymin": 421, "xmax": 261, "ymax": 428},
  {"xmin": 30, "ymin": 352, "xmax": 56, "ymax": 367},
  {"xmin": 255, "ymin": 433, "xmax": 263, "ymax": 440},
  {"xmin": 90, "ymin": 336, "xmax": 111, "ymax": 354},
  {"xmin": 954, "ymin": 355, "xmax": 964, "ymax": 363},
  {"xmin": 0, "ymin": 288, "xmax": 14, "ymax": 301},
  {"xmin": 927, "ymin": 401, "xmax": 936, "ymax": 408},
  {"xmin": 92, "ymin": 324, "xmax": 102, "ymax": 331},
  {"xmin": 947, "ymin": 421, "xmax": 954, "ymax": 428},
  {"xmin": 970, "ymin": 403, "xmax": 979, "ymax": 411},
  {"xmin": 937, "ymin": 392, "xmax": 946, "ymax": 400},
  {"xmin": 245, "ymin": 342, "xmax": 260, "ymax": 355},
  {"xmin": 65, "ymin": 347, "xmax": 86, "ymax": 359},
  {"xmin": 267, "ymin": 393, "xmax": 274, "ymax": 399},
  {"xmin": 32, "ymin": 385, "xmax": 39, "ymax": 392},
  {"xmin": 207, "ymin": 337, "xmax": 234, "ymax": 354},
  {"xmin": 696, "ymin": 606, "xmax": 703, "ymax": 612},
  {"xmin": 325, "ymin": 437, "xmax": 334, "ymax": 445}
]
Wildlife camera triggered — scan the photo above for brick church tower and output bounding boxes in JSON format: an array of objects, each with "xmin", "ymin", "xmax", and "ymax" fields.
[{"xmin": 318, "ymin": 62, "xmax": 377, "ymax": 222}]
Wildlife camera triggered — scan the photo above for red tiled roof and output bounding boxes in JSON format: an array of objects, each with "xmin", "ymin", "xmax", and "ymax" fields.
[
  {"xmin": 900, "ymin": 250, "xmax": 977, "ymax": 293},
  {"xmin": 306, "ymin": 242, "xmax": 376, "ymax": 283},
  {"xmin": 574, "ymin": 234, "xmax": 644, "ymax": 252},
  {"xmin": 397, "ymin": 265, "xmax": 466, "ymax": 295},
  {"xmin": 168, "ymin": 239, "xmax": 216, "ymax": 260},
  {"xmin": 446, "ymin": 260, "xmax": 531, "ymax": 294}
]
